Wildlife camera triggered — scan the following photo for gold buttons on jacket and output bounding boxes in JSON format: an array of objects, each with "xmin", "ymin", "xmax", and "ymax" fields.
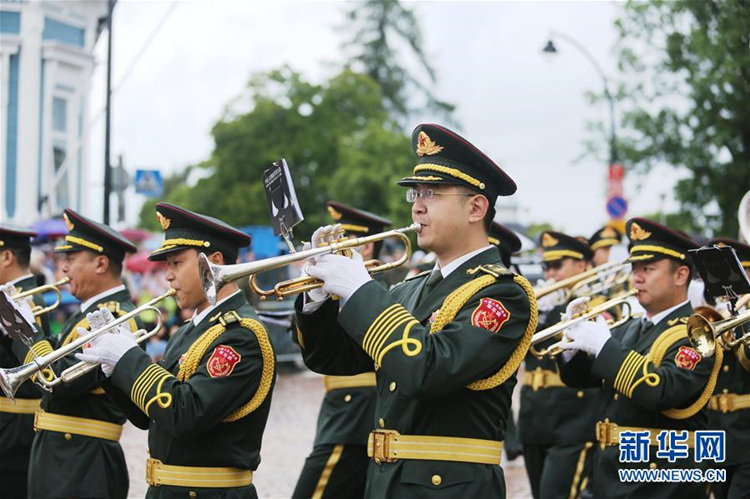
[
  {"xmin": 431, "ymin": 475, "xmax": 442, "ymax": 486},
  {"xmin": 64, "ymin": 433, "xmax": 72, "ymax": 441},
  {"xmin": 344, "ymin": 394, "xmax": 352, "ymax": 402},
  {"xmin": 389, "ymin": 382, "xmax": 397, "ymax": 392},
  {"xmin": 577, "ymin": 391, "xmax": 584, "ymax": 398},
  {"xmin": 189, "ymin": 491, "xmax": 197, "ymax": 498},
  {"xmin": 378, "ymin": 418, "xmax": 385, "ymax": 428},
  {"xmin": 649, "ymin": 462, "xmax": 657, "ymax": 469},
  {"xmin": 723, "ymin": 365, "xmax": 730, "ymax": 373},
  {"xmin": 614, "ymin": 394, "xmax": 619, "ymax": 400}
]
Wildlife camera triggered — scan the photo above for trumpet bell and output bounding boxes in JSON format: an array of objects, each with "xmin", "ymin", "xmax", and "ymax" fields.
[{"xmin": 687, "ymin": 314, "xmax": 715, "ymax": 357}]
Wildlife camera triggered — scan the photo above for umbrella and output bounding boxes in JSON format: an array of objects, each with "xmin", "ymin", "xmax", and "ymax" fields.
[
  {"xmin": 125, "ymin": 251, "xmax": 163, "ymax": 274},
  {"xmin": 30, "ymin": 218, "xmax": 68, "ymax": 241}
]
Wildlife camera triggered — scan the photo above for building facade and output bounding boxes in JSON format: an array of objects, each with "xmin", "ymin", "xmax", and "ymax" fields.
[{"xmin": 1, "ymin": 0, "xmax": 107, "ymax": 225}]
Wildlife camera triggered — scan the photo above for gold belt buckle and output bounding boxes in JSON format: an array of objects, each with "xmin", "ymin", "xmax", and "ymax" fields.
[
  {"xmin": 146, "ymin": 458, "xmax": 160, "ymax": 486},
  {"xmin": 532, "ymin": 368, "xmax": 544, "ymax": 392},
  {"xmin": 596, "ymin": 419, "xmax": 616, "ymax": 449},
  {"xmin": 371, "ymin": 430, "xmax": 398, "ymax": 464},
  {"xmin": 717, "ymin": 393, "xmax": 734, "ymax": 413}
]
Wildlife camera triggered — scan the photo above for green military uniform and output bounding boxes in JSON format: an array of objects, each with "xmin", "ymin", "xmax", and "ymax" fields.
[
  {"xmin": 559, "ymin": 217, "xmax": 717, "ymax": 498},
  {"xmin": 8, "ymin": 209, "xmax": 138, "ymax": 498},
  {"xmin": 0, "ymin": 225, "xmax": 51, "ymax": 498},
  {"xmin": 704, "ymin": 238, "xmax": 750, "ymax": 499},
  {"xmin": 296, "ymin": 124, "xmax": 537, "ymax": 498},
  {"xmin": 104, "ymin": 203, "xmax": 276, "ymax": 498},
  {"xmin": 489, "ymin": 221, "xmax": 525, "ymax": 461},
  {"xmin": 519, "ymin": 231, "xmax": 603, "ymax": 499},
  {"xmin": 293, "ymin": 201, "xmax": 392, "ymax": 499}
]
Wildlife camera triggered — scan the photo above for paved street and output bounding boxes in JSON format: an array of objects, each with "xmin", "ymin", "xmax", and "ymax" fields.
[{"xmin": 122, "ymin": 367, "xmax": 532, "ymax": 498}]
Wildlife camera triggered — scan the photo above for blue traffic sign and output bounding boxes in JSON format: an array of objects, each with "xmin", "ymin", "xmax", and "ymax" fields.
[
  {"xmin": 606, "ymin": 196, "xmax": 628, "ymax": 218},
  {"xmin": 134, "ymin": 170, "xmax": 163, "ymax": 198}
]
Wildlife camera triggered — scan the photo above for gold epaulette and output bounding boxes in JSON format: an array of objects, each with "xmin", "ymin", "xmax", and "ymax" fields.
[
  {"xmin": 178, "ymin": 311, "xmax": 274, "ymax": 422},
  {"xmin": 96, "ymin": 301, "xmax": 121, "ymax": 315},
  {"xmin": 466, "ymin": 263, "xmax": 513, "ymax": 279}
]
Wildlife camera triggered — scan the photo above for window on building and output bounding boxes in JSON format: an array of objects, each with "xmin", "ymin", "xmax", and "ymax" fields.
[{"xmin": 52, "ymin": 97, "xmax": 67, "ymax": 132}]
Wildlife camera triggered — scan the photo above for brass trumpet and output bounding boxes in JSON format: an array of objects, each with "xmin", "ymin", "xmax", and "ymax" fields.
[
  {"xmin": 0, "ymin": 289, "xmax": 175, "ymax": 401},
  {"xmin": 534, "ymin": 260, "xmax": 631, "ymax": 300},
  {"xmin": 529, "ymin": 289, "xmax": 639, "ymax": 358},
  {"xmin": 199, "ymin": 223, "xmax": 421, "ymax": 305},
  {"xmin": 8, "ymin": 277, "xmax": 70, "ymax": 316},
  {"xmin": 687, "ymin": 308, "xmax": 750, "ymax": 357}
]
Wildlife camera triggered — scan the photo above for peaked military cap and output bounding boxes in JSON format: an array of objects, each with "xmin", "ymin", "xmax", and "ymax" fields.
[
  {"xmin": 489, "ymin": 221, "xmax": 521, "ymax": 267},
  {"xmin": 54, "ymin": 209, "xmax": 136, "ymax": 262},
  {"xmin": 626, "ymin": 217, "xmax": 698, "ymax": 263},
  {"xmin": 589, "ymin": 225, "xmax": 623, "ymax": 251},
  {"xmin": 707, "ymin": 238, "xmax": 750, "ymax": 269},
  {"xmin": 540, "ymin": 230, "xmax": 593, "ymax": 262},
  {"xmin": 149, "ymin": 203, "xmax": 250, "ymax": 262},
  {"xmin": 326, "ymin": 201, "xmax": 392, "ymax": 236},
  {"xmin": 397, "ymin": 123, "xmax": 517, "ymax": 202},
  {"xmin": 0, "ymin": 224, "xmax": 37, "ymax": 250}
]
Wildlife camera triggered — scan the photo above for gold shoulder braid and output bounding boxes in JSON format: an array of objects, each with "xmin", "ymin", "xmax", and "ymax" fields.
[
  {"xmin": 430, "ymin": 264, "xmax": 538, "ymax": 391},
  {"xmin": 177, "ymin": 311, "xmax": 275, "ymax": 422},
  {"xmin": 646, "ymin": 324, "xmax": 723, "ymax": 420}
]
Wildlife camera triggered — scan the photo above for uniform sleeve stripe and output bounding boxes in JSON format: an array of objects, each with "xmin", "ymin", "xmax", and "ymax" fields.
[
  {"xmin": 366, "ymin": 310, "xmax": 411, "ymax": 357},
  {"xmin": 371, "ymin": 315, "xmax": 416, "ymax": 360},
  {"xmin": 363, "ymin": 305, "xmax": 406, "ymax": 352},
  {"xmin": 613, "ymin": 351, "xmax": 634, "ymax": 392},
  {"xmin": 131, "ymin": 365, "xmax": 161, "ymax": 408},
  {"xmin": 618, "ymin": 354, "xmax": 643, "ymax": 394},
  {"xmin": 376, "ymin": 319, "xmax": 421, "ymax": 365}
]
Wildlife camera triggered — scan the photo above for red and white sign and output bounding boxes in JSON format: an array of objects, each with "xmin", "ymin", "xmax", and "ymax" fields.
[
  {"xmin": 206, "ymin": 345, "xmax": 242, "ymax": 378},
  {"xmin": 471, "ymin": 298, "xmax": 511, "ymax": 333}
]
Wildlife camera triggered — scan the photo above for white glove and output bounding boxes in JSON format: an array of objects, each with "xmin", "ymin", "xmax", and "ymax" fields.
[
  {"xmin": 305, "ymin": 250, "xmax": 372, "ymax": 302},
  {"xmin": 562, "ymin": 296, "xmax": 591, "ymax": 322},
  {"xmin": 75, "ymin": 308, "xmax": 137, "ymax": 377},
  {"xmin": 559, "ymin": 315, "xmax": 611, "ymax": 357},
  {"xmin": 535, "ymin": 279, "xmax": 566, "ymax": 313},
  {"xmin": 0, "ymin": 284, "xmax": 37, "ymax": 337},
  {"xmin": 304, "ymin": 224, "xmax": 346, "ymax": 303}
]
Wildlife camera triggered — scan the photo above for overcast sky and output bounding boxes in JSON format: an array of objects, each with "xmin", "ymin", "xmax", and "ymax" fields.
[{"xmin": 86, "ymin": 0, "xmax": 683, "ymax": 236}]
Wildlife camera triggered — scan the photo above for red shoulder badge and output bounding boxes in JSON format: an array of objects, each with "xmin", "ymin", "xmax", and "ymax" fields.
[
  {"xmin": 207, "ymin": 345, "xmax": 241, "ymax": 378},
  {"xmin": 471, "ymin": 298, "xmax": 510, "ymax": 333},
  {"xmin": 675, "ymin": 346, "xmax": 701, "ymax": 371}
]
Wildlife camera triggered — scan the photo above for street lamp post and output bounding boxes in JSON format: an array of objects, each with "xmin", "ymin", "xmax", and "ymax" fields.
[
  {"xmin": 542, "ymin": 32, "xmax": 617, "ymax": 166},
  {"xmin": 543, "ymin": 31, "xmax": 626, "ymax": 227}
]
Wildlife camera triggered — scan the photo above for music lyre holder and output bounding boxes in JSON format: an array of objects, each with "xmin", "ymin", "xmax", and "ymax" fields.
[{"xmin": 689, "ymin": 245, "xmax": 750, "ymax": 316}]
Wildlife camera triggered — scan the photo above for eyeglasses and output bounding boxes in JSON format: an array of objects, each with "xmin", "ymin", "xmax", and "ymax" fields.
[
  {"xmin": 542, "ymin": 260, "xmax": 565, "ymax": 271},
  {"xmin": 405, "ymin": 188, "xmax": 475, "ymax": 203}
]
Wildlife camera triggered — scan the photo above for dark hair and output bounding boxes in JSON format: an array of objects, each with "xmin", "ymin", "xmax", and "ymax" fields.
[
  {"xmin": 108, "ymin": 257, "xmax": 123, "ymax": 277},
  {"xmin": 198, "ymin": 249, "xmax": 237, "ymax": 266},
  {"xmin": 7, "ymin": 246, "xmax": 31, "ymax": 268},
  {"xmin": 373, "ymin": 240, "xmax": 384, "ymax": 260}
]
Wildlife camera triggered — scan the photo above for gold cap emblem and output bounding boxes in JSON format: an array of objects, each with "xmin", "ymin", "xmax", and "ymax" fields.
[
  {"xmin": 601, "ymin": 227, "xmax": 618, "ymax": 238},
  {"xmin": 327, "ymin": 206, "xmax": 342, "ymax": 221},
  {"xmin": 63, "ymin": 213, "xmax": 74, "ymax": 232},
  {"xmin": 715, "ymin": 242, "xmax": 728, "ymax": 248},
  {"xmin": 156, "ymin": 212, "xmax": 171, "ymax": 231},
  {"xmin": 416, "ymin": 132, "xmax": 444, "ymax": 157},
  {"xmin": 629, "ymin": 222, "xmax": 652, "ymax": 241},
  {"xmin": 542, "ymin": 233, "xmax": 559, "ymax": 248}
]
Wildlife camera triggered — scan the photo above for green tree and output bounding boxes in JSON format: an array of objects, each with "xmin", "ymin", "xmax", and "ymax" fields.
[
  {"xmin": 138, "ymin": 67, "xmax": 416, "ymax": 238},
  {"xmin": 602, "ymin": 0, "xmax": 750, "ymax": 237},
  {"xmin": 342, "ymin": 0, "xmax": 454, "ymax": 123}
]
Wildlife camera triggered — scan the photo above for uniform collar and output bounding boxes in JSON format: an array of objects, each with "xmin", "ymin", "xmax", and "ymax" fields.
[
  {"xmin": 8, "ymin": 273, "xmax": 34, "ymax": 286},
  {"xmin": 433, "ymin": 245, "xmax": 494, "ymax": 279},
  {"xmin": 648, "ymin": 299, "xmax": 691, "ymax": 326},
  {"xmin": 80, "ymin": 284, "xmax": 127, "ymax": 313},
  {"xmin": 192, "ymin": 290, "xmax": 242, "ymax": 327}
]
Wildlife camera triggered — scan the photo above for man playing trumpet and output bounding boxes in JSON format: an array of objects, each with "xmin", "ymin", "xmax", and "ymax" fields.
[
  {"xmin": 558, "ymin": 218, "xmax": 717, "ymax": 498},
  {"xmin": 79, "ymin": 203, "xmax": 276, "ymax": 498},
  {"xmin": 5, "ymin": 209, "xmax": 138, "ymax": 499},
  {"xmin": 0, "ymin": 224, "xmax": 50, "ymax": 498},
  {"xmin": 295, "ymin": 123, "xmax": 537, "ymax": 498}
]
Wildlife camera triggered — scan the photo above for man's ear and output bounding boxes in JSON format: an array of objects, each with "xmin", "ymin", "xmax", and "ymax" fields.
[
  {"xmin": 0, "ymin": 250, "xmax": 12, "ymax": 269},
  {"xmin": 93, "ymin": 254, "xmax": 111, "ymax": 275},
  {"xmin": 674, "ymin": 265, "xmax": 690, "ymax": 287},
  {"xmin": 467, "ymin": 195, "xmax": 489, "ymax": 225},
  {"xmin": 208, "ymin": 251, "xmax": 226, "ymax": 266}
]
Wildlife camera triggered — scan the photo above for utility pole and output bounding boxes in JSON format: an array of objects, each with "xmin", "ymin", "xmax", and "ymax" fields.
[{"xmin": 103, "ymin": 0, "xmax": 115, "ymax": 223}]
